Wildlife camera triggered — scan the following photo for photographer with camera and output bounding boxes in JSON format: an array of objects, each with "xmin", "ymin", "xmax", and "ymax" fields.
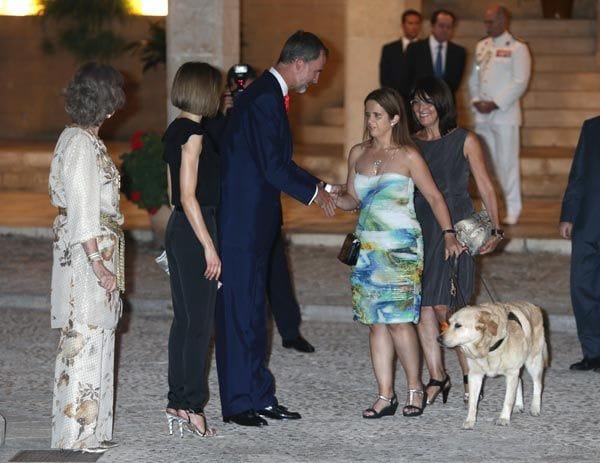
[{"xmin": 203, "ymin": 63, "xmax": 316, "ymax": 354}]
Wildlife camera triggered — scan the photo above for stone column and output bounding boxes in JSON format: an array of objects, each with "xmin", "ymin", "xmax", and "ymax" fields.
[
  {"xmin": 344, "ymin": 0, "xmax": 420, "ymax": 155},
  {"xmin": 596, "ymin": 0, "xmax": 600, "ymax": 64},
  {"xmin": 166, "ymin": 0, "xmax": 240, "ymax": 123}
]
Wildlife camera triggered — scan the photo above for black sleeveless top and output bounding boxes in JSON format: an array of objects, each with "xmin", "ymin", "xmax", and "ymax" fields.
[{"xmin": 163, "ymin": 117, "xmax": 220, "ymax": 208}]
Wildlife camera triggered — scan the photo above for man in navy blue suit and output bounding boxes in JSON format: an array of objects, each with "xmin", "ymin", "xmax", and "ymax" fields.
[
  {"xmin": 403, "ymin": 9, "xmax": 466, "ymax": 97},
  {"xmin": 559, "ymin": 115, "xmax": 600, "ymax": 372},
  {"xmin": 216, "ymin": 31, "xmax": 335, "ymax": 427}
]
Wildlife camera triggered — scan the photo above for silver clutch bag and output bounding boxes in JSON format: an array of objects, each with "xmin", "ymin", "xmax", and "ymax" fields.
[
  {"xmin": 155, "ymin": 250, "xmax": 170, "ymax": 274},
  {"xmin": 454, "ymin": 210, "xmax": 492, "ymax": 255}
]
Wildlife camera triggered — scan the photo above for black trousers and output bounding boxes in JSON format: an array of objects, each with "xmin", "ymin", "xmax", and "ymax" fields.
[
  {"xmin": 267, "ymin": 230, "xmax": 302, "ymax": 340},
  {"xmin": 570, "ymin": 237, "xmax": 600, "ymax": 359},
  {"xmin": 165, "ymin": 207, "xmax": 218, "ymax": 412}
]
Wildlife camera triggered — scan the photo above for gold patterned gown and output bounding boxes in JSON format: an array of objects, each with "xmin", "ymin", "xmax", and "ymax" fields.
[{"xmin": 48, "ymin": 126, "xmax": 123, "ymax": 450}]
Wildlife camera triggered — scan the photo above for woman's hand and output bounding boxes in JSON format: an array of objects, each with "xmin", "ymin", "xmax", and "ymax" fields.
[
  {"xmin": 444, "ymin": 234, "xmax": 466, "ymax": 260},
  {"xmin": 91, "ymin": 260, "xmax": 117, "ymax": 292},
  {"xmin": 478, "ymin": 234, "xmax": 502, "ymax": 255},
  {"xmin": 204, "ymin": 246, "xmax": 221, "ymax": 281}
]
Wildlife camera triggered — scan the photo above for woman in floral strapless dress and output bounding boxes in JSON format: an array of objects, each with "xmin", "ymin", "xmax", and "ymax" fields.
[{"xmin": 333, "ymin": 88, "xmax": 463, "ymax": 418}]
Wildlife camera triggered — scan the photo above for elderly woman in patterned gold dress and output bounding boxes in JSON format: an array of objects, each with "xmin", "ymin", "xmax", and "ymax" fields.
[{"xmin": 48, "ymin": 62, "xmax": 125, "ymax": 454}]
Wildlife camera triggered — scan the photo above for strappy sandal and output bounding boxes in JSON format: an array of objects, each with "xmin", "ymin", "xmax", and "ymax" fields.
[
  {"xmin": 182, "ymin": 410, "xmax": 216, "ymax": 437},
  {"xmin": 362, "ymin": 393, "xmax": 398, "ymax": 419},
  {"xmin": 403, "ymin": 389, "xmax": 426, "ymax": 417},
  {"xmin": 425, "ymin": 375, "xmax": 451, "ymax": 405}
]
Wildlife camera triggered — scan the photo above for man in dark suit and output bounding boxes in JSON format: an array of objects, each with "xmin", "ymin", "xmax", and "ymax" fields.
[
  {"xmin": 216, "ymin": 31, "xmax": 335, "ymax": 427},
  {"xmin": 379, "ymin": 9, "xmax": 422, "ymax": 99},
  {"xmin": 404, "ymin": 9, "xmax": 466, "ymax": 96},
  {"xmin": 216, "ymin": 64, "xmax": 316, "ymax": 354},
  {"xmin": 559, "ymin": 116, "xmax": 600, "ymax": 372}
]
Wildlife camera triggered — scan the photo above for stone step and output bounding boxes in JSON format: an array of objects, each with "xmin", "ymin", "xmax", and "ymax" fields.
[
  {"xmin": 522, "ymin": 127, "xmax": 581, "ymax": 147},
  {"xmin": 533, "ymin": 55, "xmax": 600, "ymax": 73},
  {"xmin": 457, "ymin": 90, "xmax": 600, "ymax": 110},
  {"xmin": 321, "ymin": 106, "xmax": 344, "ymax": 127},
  {"xmin": 453, "ymin": 19, "xmax": 595, "ymax": 38},
  {"xmin": 522, "ymin": 175, "xmax": 568, "ymax": 198},
  {"xmin": 530, "ymin": 72, "xmax": 600, "ymax": 91},
  {"xmin": 295, "ymin": 125, "xmax": 344, "ymax": 145},
  {"xmin": 524, "ymin": 108, "xmax": 599, "ymax": 127}
]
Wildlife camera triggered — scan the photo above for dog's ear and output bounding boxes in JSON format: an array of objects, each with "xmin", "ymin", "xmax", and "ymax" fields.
[{"xmin": 477, "ymin": 311, "xmax": 498, "ymax": 336}]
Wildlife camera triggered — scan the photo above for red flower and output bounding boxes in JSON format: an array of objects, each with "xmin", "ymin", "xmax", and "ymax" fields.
[
  {"xmin": 130, "ymin": 130, "xmax": 145, "ymax": 150},
  {"xmin": 147, "ymin": 207, "xmax": 159, "ymax": 215},
  {"xmin": 130, "ymin": 190, "xmax": 142, "ymax": 202}
]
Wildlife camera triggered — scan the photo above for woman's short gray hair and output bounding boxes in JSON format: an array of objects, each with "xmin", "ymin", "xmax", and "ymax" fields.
[{"xmin": 64, "ymin": 62, "xmax": 125, "ymax": 127}]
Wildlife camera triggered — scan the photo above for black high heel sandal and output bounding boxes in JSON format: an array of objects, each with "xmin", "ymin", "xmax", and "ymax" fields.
[
  {"xmin": 362, "ymin": 393, "xmax": 398, "ymax": 419},
  {"xmin": 463, "ymin": 375, "xmax": 484, "ymax": 404},
  {"xmin": 425, "ymin": 375, "xmax": 451, "ymax": 405},
  {"xmin": 403, "ymin": 388, "xmax": 426, "ymax": 417}
]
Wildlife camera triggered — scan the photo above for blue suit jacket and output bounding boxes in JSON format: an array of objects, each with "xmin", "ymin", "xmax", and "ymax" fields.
[
  {"xmin": 219, "ymin": 71, "xmax": 317, "ymax": 254},
  {"xmin": 560, "ymin": 116, "xmax": 600, "ymax": 242}
]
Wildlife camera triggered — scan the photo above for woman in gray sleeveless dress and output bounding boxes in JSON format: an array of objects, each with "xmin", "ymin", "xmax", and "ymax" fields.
[{"xmin": 410, "ymin": 77, "xmax": 503, "ymax": 405}]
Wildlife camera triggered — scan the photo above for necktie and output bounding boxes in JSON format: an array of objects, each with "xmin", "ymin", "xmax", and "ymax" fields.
[
  {"xmin": 435, "ymin": 43, "xmax": 443, "ymax": 77},
  {"xmin": 284, "ymin": 94, "xmax": 290, "ymax": 113}
]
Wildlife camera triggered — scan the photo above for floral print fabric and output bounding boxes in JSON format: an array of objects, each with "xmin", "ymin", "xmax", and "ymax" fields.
[
  {"xmin": 351, "ymin": 173, "xmax": 423, "ymax": 324},
  {"xmin": 51, "ymin": 321, "xmax": 115, "ymax": 449}
]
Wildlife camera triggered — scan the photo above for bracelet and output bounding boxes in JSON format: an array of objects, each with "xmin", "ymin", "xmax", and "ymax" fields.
[
  {"xmin": 491, "ymin": 228, "xmax": 504, "ymax": 238},
  {"xmin": 442, "ymin": 229, "xmax": 456, "ymax": 235},
  {"xmin": 87, "ymin": 251, "xmax": 102, "ymax": 263}
]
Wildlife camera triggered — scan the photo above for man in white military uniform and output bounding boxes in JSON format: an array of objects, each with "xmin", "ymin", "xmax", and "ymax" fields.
[{"xmin": 468, "ymin": 4, "xmax": 531, "ymax": 225}]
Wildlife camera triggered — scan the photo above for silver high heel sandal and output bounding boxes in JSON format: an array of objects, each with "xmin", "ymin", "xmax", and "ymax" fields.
[
  {"xmin": 165, "ymin": 411, "xmax": 185, "ymax": 438},
  {"xmin": 182, "ymin": 410, "xmax": 216, "ymax": 437}
]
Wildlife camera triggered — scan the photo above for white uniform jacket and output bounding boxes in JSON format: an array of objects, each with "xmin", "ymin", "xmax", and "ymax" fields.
[{"xmin": 468, "ymin": 31, "xmax": 531, "ymax": 126}]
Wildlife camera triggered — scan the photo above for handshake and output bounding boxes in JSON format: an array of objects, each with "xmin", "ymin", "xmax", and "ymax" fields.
[{"xmin": 313, "ymin": 182, "xmax": 348, "ymax": 218}]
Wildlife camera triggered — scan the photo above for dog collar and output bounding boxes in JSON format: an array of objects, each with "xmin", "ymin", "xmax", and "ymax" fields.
[{"xmin": 489, "ymin": 312, "xmax": 523, "ymax": 352}]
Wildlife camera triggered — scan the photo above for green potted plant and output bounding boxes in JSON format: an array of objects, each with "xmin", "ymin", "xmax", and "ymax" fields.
[
  {"xmin": 120, "ymin": 130, "xmax": 169, "ymax": 214},
  {"xmin": 120, "ymin": 130, "xmax": 171, "ymax": 246}
]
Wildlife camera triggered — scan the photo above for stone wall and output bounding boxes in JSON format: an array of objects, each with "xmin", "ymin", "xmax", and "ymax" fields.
[
  {"xmin": 241, "ymin": 0, "xmax": 346, "ymax": 127},
  {"xmin": 0, "ymin": 16, "xmax": 167, "ymax": 141}
]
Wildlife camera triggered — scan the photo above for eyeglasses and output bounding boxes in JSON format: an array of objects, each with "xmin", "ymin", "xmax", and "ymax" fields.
[{"xmin": 410, "ymin": 99, "xmax": 434, "ymax": 108}]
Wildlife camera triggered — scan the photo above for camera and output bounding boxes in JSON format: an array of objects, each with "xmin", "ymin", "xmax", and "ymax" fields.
[{"xmin": 231, "ymin": 64, "xmax": 249, "ymax": 99}]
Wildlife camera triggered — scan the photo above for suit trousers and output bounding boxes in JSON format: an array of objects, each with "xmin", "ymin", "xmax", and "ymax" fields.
[
  {"xmin": 476, "ymin": 123, "xmax": 522, "ymax": 217},
  {"xmin": 268, "ymin": 230, "xmax": 302, "ymax": 340},
  {"xmin": 216, "ymin": 243, "xmax": 278, "ymax": 417},
  {"xmin": 165, "ymin": 207, "xmax": 218, "ymax": 412},
  {"xmin": 570, "ymin": 237, "xmax": 600, "ymax": 358}
]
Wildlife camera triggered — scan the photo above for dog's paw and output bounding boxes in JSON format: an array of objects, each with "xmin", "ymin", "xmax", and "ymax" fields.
[
  {"xmin": 514, "ymin": 404, "xmax": 524, "ymax": 413},
  {"xmin": 530, "ymin": 407, "xmax": 541, "ymax": 417},
  {"xmin": 494, "ymin": 417, "xmax": 510, "ymax": 427},
  {"xmin": 462, "ymin": 420, "xmax": 476, "ymax": 430}
]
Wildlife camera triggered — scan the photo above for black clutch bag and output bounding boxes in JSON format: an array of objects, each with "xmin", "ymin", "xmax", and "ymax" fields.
[{"xmin": 337, "ymin": 232, "xmax": 361, "ymax": 266}]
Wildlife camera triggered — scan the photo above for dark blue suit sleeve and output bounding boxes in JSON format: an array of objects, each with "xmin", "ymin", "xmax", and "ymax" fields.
[
  {"xmin": 560, "ymin": 121, "xmax": 588, "ymax": 223},
  {"xmin": 247, "ymin": 94, "xmax": 316, "ymax": 205}
]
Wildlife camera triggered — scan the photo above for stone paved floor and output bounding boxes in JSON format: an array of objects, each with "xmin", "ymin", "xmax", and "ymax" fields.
[{"xmin": 0, "ymin": 308, "xmax": 598, "ymax": 463}]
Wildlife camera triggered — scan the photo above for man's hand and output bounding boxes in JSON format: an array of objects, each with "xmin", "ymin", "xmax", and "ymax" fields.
[
  {"xmin": 559, "ymin": 221, "xmax": 573, "ymax": 240},
  {"xmin": 327, "ymin": 183, "xmax": 346, "ymax": 198},
  {"xmin": 473, "ymin": 100, "xmax": 498, "ymax": 114},
  {"xmin": 314, "ymin": 183, "xmax": 336, "ymax": 217},
  {"xmin": 220, "ymin": 91, "xmax": 234, "ymax": 114}
]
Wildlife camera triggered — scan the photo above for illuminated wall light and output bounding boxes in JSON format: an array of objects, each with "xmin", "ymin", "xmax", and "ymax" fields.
[
  {"xmin": 0, "ymin": 0, "xmax": 167, "ymax": 16},
  {"xmin": 0, "ymin": 0, "xmax": 41, "ymax": 16},
  {"xmin": 129, "ymin": 0, "xmax": 168, "ymax": 16}
]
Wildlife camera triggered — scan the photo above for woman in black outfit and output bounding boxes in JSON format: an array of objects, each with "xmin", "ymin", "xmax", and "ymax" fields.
[{"xmin": 163, "ymin": 62, "xmax": 222, "ymax": 437}]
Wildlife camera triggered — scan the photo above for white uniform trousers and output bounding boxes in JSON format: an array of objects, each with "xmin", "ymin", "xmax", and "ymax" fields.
[{"xmin": 476, "ymin": 123, "xmax": 522, "ymax": 218}]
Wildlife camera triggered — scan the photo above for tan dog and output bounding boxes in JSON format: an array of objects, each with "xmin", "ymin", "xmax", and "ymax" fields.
[{"xmin": 441, "ymin": 301, "xmax": 548, "ymax": 429}]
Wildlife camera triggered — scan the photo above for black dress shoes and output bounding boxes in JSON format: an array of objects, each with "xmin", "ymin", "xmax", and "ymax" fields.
[
  {"xmin": 282, "ymin": 335, "xmax": 315, "ymax": 353},
  {"xmin": 257, "ymin": 404, "xmax": 301, "ymax": 420},
  {"xmin": 223, "ymin": 410, "xmax": 268, "ymax": 427},
  {"xmin": 569, "ymin": 357, "xmax": 600, "ymax": 371}
]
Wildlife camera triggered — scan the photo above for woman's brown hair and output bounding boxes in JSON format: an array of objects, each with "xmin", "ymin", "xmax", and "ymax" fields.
[{"xmin": 171, "ymin": 62, "xmax": 222, "ymax": 117}]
